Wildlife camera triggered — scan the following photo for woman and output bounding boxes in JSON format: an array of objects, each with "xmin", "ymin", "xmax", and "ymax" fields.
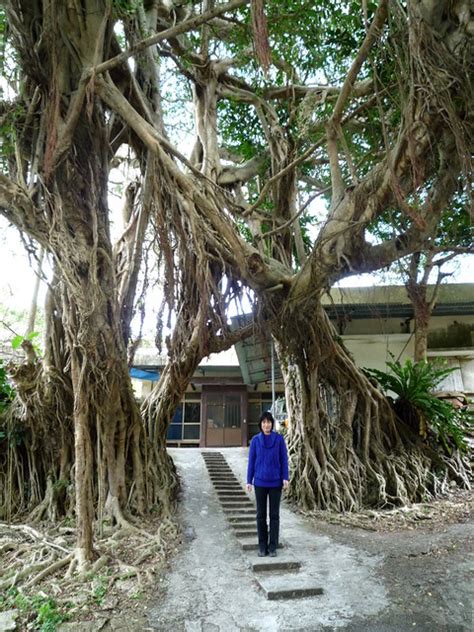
[{"xmin": 246, "ymin": 411, "xmax": 289, "ymax": 557}]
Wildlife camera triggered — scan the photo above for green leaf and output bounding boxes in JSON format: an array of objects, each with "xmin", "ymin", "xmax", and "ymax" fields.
[{"xmin": 11, "ymin": 335, "xmax": 24, "ymax": 350}]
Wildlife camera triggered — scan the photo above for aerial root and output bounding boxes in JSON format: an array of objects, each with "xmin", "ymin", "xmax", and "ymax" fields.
[{"xmin": 23, "ymin": 554, "xmax": 73, "ymax": 588}]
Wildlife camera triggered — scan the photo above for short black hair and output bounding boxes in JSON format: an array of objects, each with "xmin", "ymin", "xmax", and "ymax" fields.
[{"xmin": 259, "ymin": 411, "xmax": 275, "ymax": 431}]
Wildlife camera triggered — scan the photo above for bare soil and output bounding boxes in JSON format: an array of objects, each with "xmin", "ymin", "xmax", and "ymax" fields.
[{"xmin": 306, "ymin": 490, "xmax": 473, "ymax": 631}]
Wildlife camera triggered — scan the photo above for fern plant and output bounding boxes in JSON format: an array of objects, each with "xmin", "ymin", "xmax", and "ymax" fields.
[{"xmin": 365, "ymin": 356, "xmax": 470, "ymax": 453}]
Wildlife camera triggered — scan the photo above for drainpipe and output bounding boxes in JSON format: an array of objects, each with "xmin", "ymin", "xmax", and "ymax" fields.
[{"xmin": 271, "ymin": 339, "xmax": 275, "ymax": 409}]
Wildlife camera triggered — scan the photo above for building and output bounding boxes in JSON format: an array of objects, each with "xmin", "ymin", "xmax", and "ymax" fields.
[
  {"xmin": 131, "ymin": 284, "xmax": 474, "ymax": 447},
  {"xmin": 131, "ymin": 346, "xmax": 283, "ymax": 448}
]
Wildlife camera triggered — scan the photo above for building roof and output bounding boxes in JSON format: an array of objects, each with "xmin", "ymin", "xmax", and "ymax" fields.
[
  {"xmin": 322, "ymin": 283, "xmax": 474, "ymax": 319},
  {"xmin": 232, "ymin": 283, "xmax": 474, "ymax": 384}
]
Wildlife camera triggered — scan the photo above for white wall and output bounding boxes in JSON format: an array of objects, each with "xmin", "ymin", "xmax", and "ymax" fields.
[{"xmin": 342, "ymin": 333, "xmax": 414, "ymax": 372}]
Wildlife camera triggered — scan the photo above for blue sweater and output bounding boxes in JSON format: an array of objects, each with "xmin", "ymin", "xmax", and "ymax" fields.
[{"xmin": 247, "ymin": 431, "xmax": 289, "ymax": 488}]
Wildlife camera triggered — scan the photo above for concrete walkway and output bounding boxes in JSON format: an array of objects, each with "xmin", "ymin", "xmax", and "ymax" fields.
[{"xmin": 148, "ymin": 448, "xmax": 388, "ymax": 631}]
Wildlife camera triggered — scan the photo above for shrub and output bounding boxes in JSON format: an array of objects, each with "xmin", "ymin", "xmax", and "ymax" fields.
[{"xmin": 365, "ymin": 356, "xmax": 470, "ymax": 453}]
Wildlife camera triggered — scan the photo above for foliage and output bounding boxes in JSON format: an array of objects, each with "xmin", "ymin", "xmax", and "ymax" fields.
[
  {"xmin": 0, "ymin": 588, "xmax": 70, "ymax": 632},
  {"xmin": 368, "ymin": 190, "xmax": 472, "ymax": 250},
  {"xmin": 91, "ymin": 575, "xmax": 109, "ymax": 606},
  {"xmin": 11, "ymin": 330, "xmax": 41, "ymax": 354},
  {"xmin": 0, "ymin": 357, "xmax": 14, "ymax": 417},
  {"xmin": 112, "ymin": 0, "xmax": 140, "ymax": 17},
  {"xmin": 366, "ymin": 356, "xmax": 470, "ymax": 453}
]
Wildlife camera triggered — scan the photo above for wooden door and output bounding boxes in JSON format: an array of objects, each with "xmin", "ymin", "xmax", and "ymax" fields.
[{"xmin": 204, "ymin": 391, "xmax": 245, "ymax": 446}]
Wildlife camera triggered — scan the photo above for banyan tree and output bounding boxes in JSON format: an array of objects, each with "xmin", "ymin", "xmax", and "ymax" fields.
[{"xmin": 0, "ymin": 0, "xmax": 472, "ymax": 564}]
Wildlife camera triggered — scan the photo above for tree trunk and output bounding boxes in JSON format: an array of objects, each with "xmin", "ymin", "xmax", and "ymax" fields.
[
  {"xmin": 413, "ymin": 310, "xmax": 430, "ymax": 362},
  {"xmin": 142, "ymin": 303, "xmax": 214, "ymax": 515},
  {"xmin": 276, "ymin": 302, "xmax": 445, "ymax": 511}
]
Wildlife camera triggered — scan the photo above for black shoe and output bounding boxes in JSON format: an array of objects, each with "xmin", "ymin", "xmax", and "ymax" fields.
[
  {"xmin": 258, "ymin": 549, "xmax": 268, "ymax": 557},
  {"xmin": 269, "ymin": 550, "xmax": 277, "ymax": 557}
]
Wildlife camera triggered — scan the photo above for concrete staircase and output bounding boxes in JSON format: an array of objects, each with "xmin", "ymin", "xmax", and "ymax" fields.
[{"xmin": 202, "ymin": 451, "xmax": 324, "ymax": 601}]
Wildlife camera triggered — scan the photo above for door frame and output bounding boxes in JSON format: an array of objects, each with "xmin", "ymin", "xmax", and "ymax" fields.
[{"xmin": 200, "ymin": 385, "xmax": 248, "ymax": 447}]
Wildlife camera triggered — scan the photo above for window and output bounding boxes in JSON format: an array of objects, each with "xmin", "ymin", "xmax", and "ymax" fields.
[
  {"xmin": 166, "ymin": 399, "xmax": 201, "ymax": 442},
  {"xmin": 247, "ymin": 393, "xmax": 284, "ymax": 439},
  {"xmin": 183, "ymin": 401, "xmax": 201, "ymax": 440}
]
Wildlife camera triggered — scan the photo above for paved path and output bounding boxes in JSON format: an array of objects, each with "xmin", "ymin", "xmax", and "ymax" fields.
[{"xmin": 148, "ymin": 448, "xmax": 388, "ymax": 631}]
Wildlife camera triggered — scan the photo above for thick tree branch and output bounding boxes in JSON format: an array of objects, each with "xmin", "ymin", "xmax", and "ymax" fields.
[
  {"xmin": 341, "ymin": 170, "xmax": 460, "ymax": 281},
  {"xmin": 95, "ymin": 75, "xmax": 205, "ymax": 178},
  {"xmin": 326, "ymin": 0, "xmax": 389, "ymax": 203},
  {"xmin": 331, "ymin": 0, "xmax": 388, "ymax": 124},
  {"xmin": 218, "ymin": 155, "xmax": 267, "ymax": 185},
  {"xmin": 92, "ymin": 0, "xmax": 250, "ymax": 77},
  {"xmin": 254, "ymin": 186, "xmax": 330, "ymax": 242},
  {"xmin": 263, "ymin": 79, "xmax": 374, "ymax": 101},
  {"xmin": 208, "ymin": 321, "xmax": 254, "ymax": 354},
  {"xmin": 242, "ymin": 137, "xmax": 326, "ymax": 217}
]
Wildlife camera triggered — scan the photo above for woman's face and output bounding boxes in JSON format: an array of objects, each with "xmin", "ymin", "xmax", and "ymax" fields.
[{"xmin": 261, "ymin": 418, "xmax": 272, "ymax": 435}]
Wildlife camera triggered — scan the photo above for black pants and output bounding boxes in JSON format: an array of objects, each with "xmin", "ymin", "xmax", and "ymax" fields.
[{"xmin": 254, "ymin": 486, "xmax": 282, "ymax": 553}]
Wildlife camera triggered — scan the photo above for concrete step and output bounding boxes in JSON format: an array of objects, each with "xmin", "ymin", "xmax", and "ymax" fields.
[
  {"xmin": 210, "ymin": 479, "xmax": 241, "ymax": 485},
  {"xmin": 216, "ymin": 492, "xmax": 248, "ymax": 498},
  {"xmin": 222, "ymin": 508, "xmax": 255, "ymax": 515},
  {"xmin": 214, "ymin": 486, "xmax": 244, "ymax": 491},
  {"xmin": 251, "ymin": 560, "xmax": 301, "ymax": 573},
  {"xmin": 234, "ymin": 530, "xmax": 257, "ymax": 538},
  {"xmin": 256, "ymin": 576, "xmax": 323, "ymax": 601},
  {"xmin": 216, "ymin": 487, "xmax": 245, "ymax": 492},
  {"xmin": 219, "ymin": 498, "xmax": 252, "ymax": 503},
  {"xmin": 239, "ymin": 540, "xmax": 285, "ymax": 551},
  {"xmin": 206, "ymin": 465, "xmax": 233, "ymax": 470},
  {"xmin": 214, "ymin": 485, "xmax": 244, "ymax": 498},
  {"xmin": 229, "ymin": 524, "xmax": 255, "ymax": 531},
  {"xmin": 220, "ymin": 502, "xmax": 254, "ymax": 508},
  {"xmin": 219, "ymin": 497, "xmax": 249, "ymax": 502},
  {"xmin": 219, "ymin": 498, "xmax": 249, "ymax": 504},
  {"xmin": 218, "ymin": 496, "xmax": 248, "ymax": 500},
  {"xmin": 227, "ymin": 518, "xmax": 255, "ymax": 526}
]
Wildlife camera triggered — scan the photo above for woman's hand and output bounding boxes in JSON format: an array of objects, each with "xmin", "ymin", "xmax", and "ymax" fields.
[
  {"xmin": 246, "ymin": 483, "xmax": 253, "ymax": 493},
  {"xmin": 283, "ymin": 479, "xmax": 289, "ymax": 490}
]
